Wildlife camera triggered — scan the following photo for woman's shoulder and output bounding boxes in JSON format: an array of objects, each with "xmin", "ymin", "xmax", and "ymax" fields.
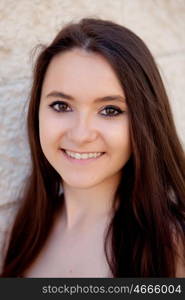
[
  {"xmin": 171, "ymin": 221, "xmax": 185, "ymax": 277},
  {"xmin": 2, "ymin": 226, "xmax": 13, "ymax": 261},
  {"xmin": 174, "ymin": 234, "xmax": 185, "ymax": 277}
]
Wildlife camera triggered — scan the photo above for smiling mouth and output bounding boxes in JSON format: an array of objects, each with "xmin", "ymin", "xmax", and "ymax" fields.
[{"xmin": 61, "ymin": 149, "xmax": 105, "ymax": 160}]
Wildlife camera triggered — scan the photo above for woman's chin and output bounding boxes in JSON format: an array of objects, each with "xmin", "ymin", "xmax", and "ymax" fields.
[{"xmin": 61, "ymin": 177, "xmax": 101, "ymax": 190}]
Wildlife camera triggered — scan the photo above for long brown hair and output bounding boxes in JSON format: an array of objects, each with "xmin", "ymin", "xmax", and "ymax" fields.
[{"xmin": 2, "ymin": 18, "xmax": 185, "ymax": 277}]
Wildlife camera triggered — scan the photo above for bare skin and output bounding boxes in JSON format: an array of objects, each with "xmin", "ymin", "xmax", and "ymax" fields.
[{"xmin": 23, "ymin": 201, "xmax": 113, "ymax": 278}]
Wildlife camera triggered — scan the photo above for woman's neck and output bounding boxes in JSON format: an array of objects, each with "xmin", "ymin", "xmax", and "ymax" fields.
[{"xmin": 61, "ymin": 173, "xmax": 120, "ymax": 230}]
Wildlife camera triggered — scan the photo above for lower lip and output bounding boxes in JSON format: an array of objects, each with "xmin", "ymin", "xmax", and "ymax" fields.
[{"xmin": 61, "ymin": 149, "xmax": 105, "ymax": 164}]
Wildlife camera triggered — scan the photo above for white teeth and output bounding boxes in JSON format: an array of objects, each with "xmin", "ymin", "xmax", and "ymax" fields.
[{"xmin": 65, "ymin": 150, "xmax": 103, "ymax": 159}]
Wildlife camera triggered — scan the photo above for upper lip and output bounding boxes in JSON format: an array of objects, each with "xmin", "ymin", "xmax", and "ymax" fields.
[{"xmin": 61, "ymin": 149, "xmax": 105, "ymax": 154}]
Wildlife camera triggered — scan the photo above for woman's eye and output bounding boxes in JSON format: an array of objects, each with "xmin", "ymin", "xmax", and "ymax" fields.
[
  {"xmin": 49, "ymin": 101, "xmax": 71, "ymax": 112},
  {"xmin": 48, "ymin": 102, "xmax": 124, "ymax": 117},
  {"xmin": 100, "ymin": 106, "xmax": 124, "ymax": 117}
]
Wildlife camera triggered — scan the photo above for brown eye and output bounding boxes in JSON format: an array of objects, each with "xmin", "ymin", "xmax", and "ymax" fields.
[
  {"xmin": 49, "ymin": 101, "xmax": 72, "ymax": 112},
  {"xmin": 100, "ymin": 106, "xmax": 124, "ymax": 117}
]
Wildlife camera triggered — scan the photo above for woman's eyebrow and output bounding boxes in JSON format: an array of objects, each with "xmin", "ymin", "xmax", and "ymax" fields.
[{"xmin": 46, "ymin": 90, "xmax": 126, "ymax": 103}]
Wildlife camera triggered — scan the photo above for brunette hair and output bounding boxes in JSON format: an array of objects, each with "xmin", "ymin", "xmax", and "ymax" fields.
[{"xmin": 1, "ymin": 18, "xmax": 185, "ymax": 277}]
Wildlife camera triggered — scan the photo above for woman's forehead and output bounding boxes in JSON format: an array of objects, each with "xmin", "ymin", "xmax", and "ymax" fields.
[{"xmin": 42, "ymin": 49, "xmax": 125, "ymax": 99}]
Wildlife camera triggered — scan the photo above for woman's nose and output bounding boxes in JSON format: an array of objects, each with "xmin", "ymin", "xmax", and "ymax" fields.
[{"xmin": 67, "ymin": 114, "xmax": 98, "ymax": 145}]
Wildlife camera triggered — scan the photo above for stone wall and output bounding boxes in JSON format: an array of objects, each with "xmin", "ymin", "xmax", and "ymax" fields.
[{"xmin": 0, "ymin": 0, "xmax": 185, "ymax": 270}]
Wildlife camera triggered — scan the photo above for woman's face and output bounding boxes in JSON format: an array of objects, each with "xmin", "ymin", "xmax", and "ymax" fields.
[{"xmin": 39, "ymin": 48, "xmax": 131, "ymax": 189}]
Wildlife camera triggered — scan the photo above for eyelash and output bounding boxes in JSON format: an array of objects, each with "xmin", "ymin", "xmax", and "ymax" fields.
[{"xmin": 48, "ymin": 101, "xmax": 125, "ymax": 118}]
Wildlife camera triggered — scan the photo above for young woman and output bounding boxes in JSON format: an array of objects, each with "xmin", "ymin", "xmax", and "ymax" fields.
[{"xmin": 1, "ymin": 18, "xmax": 185, "ymax": 277}]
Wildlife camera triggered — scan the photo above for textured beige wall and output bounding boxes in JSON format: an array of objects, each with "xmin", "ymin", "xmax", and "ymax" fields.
[{"xmin": 0, "ymin": 0, "xmax": 185, "ymax": 267}]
